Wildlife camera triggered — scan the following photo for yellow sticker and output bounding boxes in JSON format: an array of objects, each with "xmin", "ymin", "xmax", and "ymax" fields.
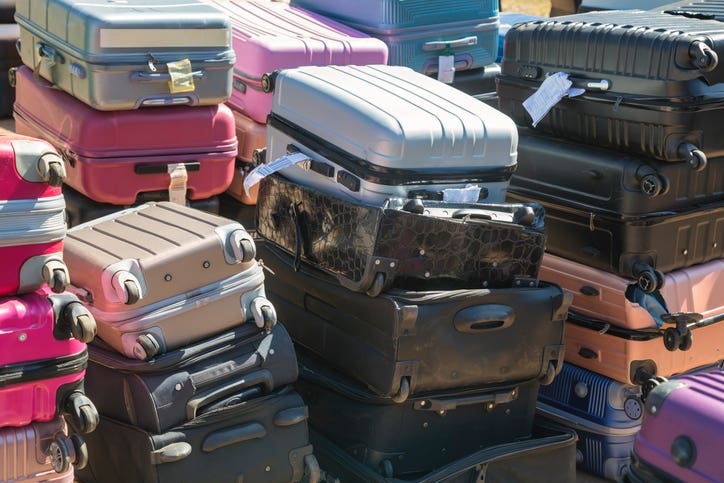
[{"xmin": 166, "ymin": 58, "xmax": 195, "ymax": 94}]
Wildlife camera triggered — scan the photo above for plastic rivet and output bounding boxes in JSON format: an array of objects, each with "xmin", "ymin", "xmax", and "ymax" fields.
[
  {"xmin": 439, "ymin": 410, "xmax": 445, "ymax": 416},
  {"xmin": 419, "ymin": 249, "xmax": 425, "ymax": 256},
  {"xmin": 492, "ymin": 262, "xmax": 498, "ymax": 268},
  {"xmin": 202, "ymin": 261, "xmax": 210, "ymax": 269},
  {"xmin": 164, "ymin": 274, "xmax": 172, "ymax": 281},
  {"xmin": 424, "ymin": 271, "xmax": 431, "ymax": 278},
  {"xmin": 483, "ymin": 281, "xmax": 489, "ymax": 288},
  {"xmin": 420, "ymin": 401, "xmax": 427, "ymax": 407},
  {"xmin": 488, "ymin": 403, "xmax": 494, "ymax": 410},
  {"xmin": 682, "ymin": 249, "xmax": 688, "ymax": 256},
  {"xmin": 265, "ymin": 466, "xmax": 271, "ymax": 472},
  {"xmin": 374, "ymin": 260, "xmax": 380, "ymax": 265},
  {"xmin": 651, "ymin": 405, "xmax": 657, "ymax": 414},
  {"xmin": 390, "ymin": 262, "xmax": 396, "ymax": 268},
  {"xmin": 714, "ymin": 242, "xmax": 718, "ymax": 248},
  {"xmin": 422, "ymin": 422, "xmax": 429, "ymax": 428},
  {"xmin": 18, "ymin": 333, "xmax": 27, "ymax": 342},
  {"xmin": 175, "ymin": 383, "xmax": 182, "ymax": 391},
  {"xmin": 505, "ymin": 409, "xmax": 511, "ymax": 415},
  {"xmin": 269, "ymin": 349, "xmax": 275, "ymax": 355}
]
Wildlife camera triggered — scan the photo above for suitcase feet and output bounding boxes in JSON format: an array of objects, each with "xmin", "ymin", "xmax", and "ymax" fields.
[
  {"xmin": 60, "ymin": 301, "xmax": 97, "ymax": 343},
  {"xmin": 49, "ymin": 434, "xmax": 88, "ymax": 473},
  {"xmin": 65, "ymin": 391, "xmax": 99, "ymax": 434},
  {"xmin": 391, "ymin": 377, "xmax": 411, "ymax": 404}
]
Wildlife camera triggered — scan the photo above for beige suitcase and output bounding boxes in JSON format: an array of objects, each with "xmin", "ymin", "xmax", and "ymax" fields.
[{"xmin": 63, "ymin": 202, "xmax": 276, "ymax": 360}]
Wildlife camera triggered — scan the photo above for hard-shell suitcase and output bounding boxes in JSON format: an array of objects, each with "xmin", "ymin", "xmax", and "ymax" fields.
[
  {"xmin": 225, "ymin": 109, "xmax": 267, "ymax": 205},
  {"xmin": 14, "ymin": 0, "xmax": 235, "ymax": 111},
  {"xmin": 512, "ymin": 128, "xmax": 724, "ymax": 216},
  {"xmin": 256, "ymin": 173, "xmax": 546, "ymax": 295},
  {"xmin": 259, "ymin": 243, "xmax": 569, "ymax": 400},
  {"xmin": 263, "ymin": 64, "xmax": 518, "ymax": 205},
  {"xmin": 0, "ymin": 134, "xmax": 69, "ymax": 296},
  {"xmin": 297, "ymin": 351, "xmax": 540, "ymax": 478},
  {"xmin": 539, "ymin": 253, "xmax": 724, "ymax": 330},
  {"xmin": 650, "ymin": 0, "xmax": 724, "ymax": 18},
  {"xmin": 13, "ymin": 65, "xmax": 237, "ymax": 206},
  {"xmin": 627, "ymin": 371, "xmax": 724, "ymax": 483},
  {"xmin": 507, "ymin": 192, "xmax": 724, "ymax": 293},
  {"xmin": 447, "ymin": 63, "xmax": 501, "ymax": 96},
  {"xmin": 579, "ymin": 0, "xmax": 673, "ymax": 12},
  {"xmin": 0, "ymin": 290, "xmax": 98, "ymax": 432},
  {"xmin": 0, "ymin": 416, "xmax": 84, "ymax": 482},
  {"xmin": 206, "ymin": 0, "xmax": 387, "ymax": 124},
  {"xmin": 564, "ymin": 312, "xmax": 724, "ymax": 385},
  {"xmin": 84, "ymin": 322, "xmax": 298, "ymax": 434},
  {"xmin": 75, "ymin": 387, "xmax": 320, "ymax": 483},
  {"xmin": 497, "ymin": 10, "xmax": 724, "ymax": 166},
  {"xmin": 537, "ymin": 362, "xmax": 644, "ymax": 480},
  {"xmin": 290, "ymin": 0, "xmax": 499, "ymax": 75},
  {"xmin": 0, "ymin": 23, "xmax": 20, "ymax": 118},
  {"xmin": 63, "ymin": 202, "xmax": 276, "ymax": 360}
]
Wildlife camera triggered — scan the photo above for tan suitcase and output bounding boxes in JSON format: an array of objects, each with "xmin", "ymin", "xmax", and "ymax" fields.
[
  {"xmin": 225, "ymin": 108, "xmax": 266, "ymax": 205},
  {"xmin": 63, "ymin": 202, "xmax": 276, "ymax": 360}
]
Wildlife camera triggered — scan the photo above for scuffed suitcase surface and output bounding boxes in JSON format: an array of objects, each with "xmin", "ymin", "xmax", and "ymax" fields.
[{"xmin": 256, "ymin": 174, "xmax": 546, "ymax": 292}]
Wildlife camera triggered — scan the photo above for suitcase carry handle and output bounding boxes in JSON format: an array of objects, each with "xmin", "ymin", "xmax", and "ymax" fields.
[
  {"xmin": 131, "ymin": 70, "xmax": 207, "ymax": 82},
  {"xmin": 413, "ymin": 386, "xmax": 519, "ymax": 412},
  {"xmin": 150, "ymin": 442, "xmax": 192, "ymax": 465},
  {"xmin": 568, "ymin": 76, "xmax": 610, "ymax": 92},
  {"xmin": 202, "ymin": 423, "xmax": 266, "ymax": 453},
  {"xmin": 134, "ymin": 162, "xmax": 200, "ymax": 174},
  {"xmin": 186, "ymin": 369, "xmax": 274, "ymax": 420},
  {"xmin": 454, "ymin": 304, "xmax": 515, "ymax": 333},
  {"xmin": 422, "ymin": 36, "xmax": 478, "ymax": 52}
]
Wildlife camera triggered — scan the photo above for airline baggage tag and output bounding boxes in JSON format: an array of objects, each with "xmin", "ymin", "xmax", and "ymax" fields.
[
  {"xmin": 166, "ymin": 58, "xmax": 195, "ymax": 93},
  {"xmin": 523, "ymin": 72, "xmax": 585, "ymax": 127},
  {"xmin": 167, "ymin": 163, "xmax": 188, "ymax": 205},
  {"xmin": 438, "ymin": 55, "xmax": 456, "ymax": 84},
  {"xmin": 243, "ymin": 152, "xmax": 310, "ymax": 195}
]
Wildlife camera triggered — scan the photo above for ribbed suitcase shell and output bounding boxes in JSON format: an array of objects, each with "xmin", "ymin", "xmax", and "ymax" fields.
[
  {"xmin": 268, "ymin": 64, "xmax": 518, "ymax": 205},
  {"xmin": 652, "ymin": 0, "xmax": 724, "ymax": 19},
  {"xmin": 0, "ymin": 23, "xmax": 19, "ymax": 118},
  {"xmin": 14, "ymin": 0, "xmax": 235, "ymax": 111},
  {"xmin": 225, "ymin": 109, "xmax": 267, "ymax": 205},
  {"xmin": 206, "ymin": 0, "xmax": 387, "ymax": 124},
  {"xmin": 13, "ymin": 66, "xmax": 237, "ymax": 205},
  {"xmin": 631, "ymin": 371, "xmax": 724, "ymax": 483}
]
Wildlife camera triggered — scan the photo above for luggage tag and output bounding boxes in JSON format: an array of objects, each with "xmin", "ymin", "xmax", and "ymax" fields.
[
  {"xmin": 243, "ymin": 152, "xmax": 310, "ymax": 195},
  {"xmin": 167, "ymin": 163, "xmax": 188, "ymax": 205},
  {"xmin": 437, "ymin": 44, "xmax": 455, "ymax": 84},
  {"xmin": 522, "ymin": 72, "xmax": 585, "ymax": 127},
  {"xmin": 166, "ymin": 58, "xmax": 195, "ymax": 93}
]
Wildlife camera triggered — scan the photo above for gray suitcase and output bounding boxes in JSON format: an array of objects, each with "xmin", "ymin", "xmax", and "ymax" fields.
[{"xmin": 14, "ymin": 0, "xmax": 235, "ymax": 110}]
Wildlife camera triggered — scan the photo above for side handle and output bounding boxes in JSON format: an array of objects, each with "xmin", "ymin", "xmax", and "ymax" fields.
[
  {"xmin": 134, "ymin": 162, "xmax": 200, "ymax": 175},
  {"xmin": 454, "ymin": 305, "xmax": 514, "ymax": 333},
  {"xmin": 202, "ymin": 423, "xmax": 266, "ymax": 453},
  {"xmin": 414, "ymin": 387, "xmax": 519, "ymax": 412},
  {"xmin": 150, "ymin": 442, "xmax": 192, "ymax": 465},
  {"xmin": 131, "ymin": 70, "xmax": 207, "ymax": 82},
  {"xmin": 422, "ymin": 36, "xmax": 478, "ymax": 52},
  {"xmin": 186, "ymin": 369, "xmax": 273, "ymax": 420}
]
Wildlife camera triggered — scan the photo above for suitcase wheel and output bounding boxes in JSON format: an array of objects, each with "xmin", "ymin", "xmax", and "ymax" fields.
[
  {"xmin": 380, "ymin": 459, "xmax": 394, "ymax": 478},
  {"xmin": 251, "ymin": 148, "xmax": 266, "ymax": 166},
  {"xmin": 36, "ymin": 152, "xmax": 67, "ymax": 187},
  {"xmin": 45, "ymin": 160, "xmax": 66, "ymax": 187},
  {"xmin": 639, "ymin": 173, "xmax": 666, "ymax": 197},
  {"xmin": 70, "ymin": 434, "xmax": 88, "ymax": 470},
  {"xmin": 61, "ymin": 301, "xmax": 97, "ymax": 343},
  {"xmin": 123, "ymin": 280, "xmax": 142, "ymax": 305},
  {"xmin": 365, "ymin": 272, "xmax": 386, "ymax": 298},
  {"xmin": 634, "ymin": 267, "xmax": 661, "ymax": 294},
  {"xmin": 230, "ymin": 231, "xmax": 256, "ymax": 263},
  {"xmin": 261, "ymin": 70, "xmax": 279, "ymax": 93},
  {"xmin": 663, "ymin": 328, "xmax": 682, "ymax": 352},
  {"xmin": 539, "ymin": 362, "xmax": 557, "ymax": 386},
  {"xmin": 49, "ymin": 436, "xmax": 73, "ymax": 474},
  {"xmin": 391, "ymin": 377, "xmax": 411, "ymax": 404},
  {"xmin": 65, "ymin": 391, "xmax": 100, "ymax": 434},
  {"xmin": 251, "ymin": 297, "xmax": 277, "ymax": 332},
  {"xmin": 641, "ymin": 376, "xmax": 667, "ymax": 403},
  {"xmin": 678, "ymin": 143, "xmax": 707, "ymax": 172},
  {"xmin": 689, "ymin": 41, "xmax": 719, "ymax": 71},
  {"xmin": 134, "ymin": 333, "xmax": 161, "ymax": 360},
  {"xmin": 42, "ymin": 260, "xmax": 70, "ymax": 294},
  {"xmin": 679, "ymin": 331, "xmax": 693, "ymax": 351}
]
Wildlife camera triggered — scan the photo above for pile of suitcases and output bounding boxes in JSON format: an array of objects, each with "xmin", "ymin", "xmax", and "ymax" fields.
[{"xmin": 496, "ymin": 3, "xmax": 724, "ymax": 481}]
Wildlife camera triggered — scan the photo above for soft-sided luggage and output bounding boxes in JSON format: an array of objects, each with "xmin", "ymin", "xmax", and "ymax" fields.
[
  {"xmin": 205, "ymin": 0, "xmax": 387, "ymax": 124},
  {"xmin": 507, "ymin": 192, "xmax": 724, "ymax": 293},
  {"xmin": 497, "ymin": 10, "xmax": 724, "ymax": 167},
  {"xmin": 84, "ymin": 322, "xmax": 298, "ymax": 434},
  {"xmin": 297, "ymin": 350, "xmax": 540, "ymax": 478},
  {"xmin": 0, "ymin": 290, "xmax": 98, "ymax": 432},
  {"xmin": 63, "ymin": 202, "xmax": 276, "ymax": 360},
  {"xmin": 513, "ymin": 128, "xmax": 724, "ymax": 216},
  {"xmin": 0, "ymin": 416, "xmax": 85, "ymax": 481},
  {"xmin": 75, "ymin": 386, "xmax": 320, "ymax": 483},
  {"xmin": 13, "ymin": 66, "xmax": 237, "ymax": 205},
  {"xmin": 259, "ymin": 243, "xmax": 569, "ymax": 400},
  {"xmin": 627, "ymin": 370, "xmax": 724, "ymax": 483},
  {"xmin": 537, "ymin": 362, "xmax": 643, "ymax": 480},
  {"xmin": 290, "ymin": 0, "xmax": 499, "ymax": 76},
  {"xmin": 564, "ymin": 311, "xmax": 724, "ymax": 385},
  {"xmin": 225, "ymin": 109, "xmax": 267, "ymax": 205},
  {"xmin": 0, "ymin": 23, "xmax": 20, "ymax": 118},
  {"xmin": 262, "ymin": 64, "xmax": 518, "ymax": 205},
  {"xmin": 539, "ymin": 253, "xmax": 724, "ymax": 330},
  {"xmin": 14, "ymin": 0, "xmax": 234, "ymax": 111},
  {"xmin": 0, "ymin": 134, "xmax": 68, "ymax": 296},
  {"xmin": 257, "ymin": 173, "xmax": 546, "ymax": 295}
]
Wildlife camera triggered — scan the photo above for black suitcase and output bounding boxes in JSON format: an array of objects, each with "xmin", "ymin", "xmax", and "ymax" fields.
[
  {"xmin": 258, "ymin": 243, "xmax": 569, "ymax": 400},
  {"xmin": 296, "ymin": 351, "xmax": 540, "ymax": 478},
  {"xmin": 75, "ymin": 386, "xmax": 320, "ymax": 483},
  {"xmin": 512, "ymin": 128, "xmax": 724, "ymax": 217},
  {"xmin": 1, "ymin": 24, "xmax": 19, "ymax": 118},
  {"xmin": 497, "ymin": 10, "xmax": 724, "ymax": 167},
  {"xmin": 0, "ymin": 0, "xmax": 14, "ymax": 24},
  {"xmin": 446, "ymin": 63, "xmax": 501, "ymax": 96},
  {"xmin": 507, "ymin": 192, "xmax": 724, "ymax": 292},
  {"xmin": 84, "ymin": 322, "xmax": 298, "ymax": 434},
  {"xmin": 256, "ymin": 173, "xmax": 547, "ymax": 296},
  {"xmin": 654, "ymin": 0, "xmax": 724, "ymax": 20}
]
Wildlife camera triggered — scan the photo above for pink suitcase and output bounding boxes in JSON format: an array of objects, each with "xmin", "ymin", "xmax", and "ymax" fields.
[
  {"xmin": 0, "ymin": 290, "xmax": 98, "ymax": 433},
  {"xmin": 206, "ymin": 0, "xmax": 388, "ymax": 124},
  {"xmin": 226, "ymin": 108, "xmax": 266, "ymax": 204},
  {"xmin": 12, "ymin": 65, "xmax": 238, "ymax": 205},
  {"xmin": 627, "ymin": 371, "xmax": 724, "ymax": 483},
  {"xmin": 539, "ymin": 253, "xmax": 724, "ymax": 331},
  {"xmin": 0, "ymin": 416, "xmax": 85, "ymax": 481},
  {"xmin": 0, "ymin": 133, "xmax": 69, "ymax": 296}
]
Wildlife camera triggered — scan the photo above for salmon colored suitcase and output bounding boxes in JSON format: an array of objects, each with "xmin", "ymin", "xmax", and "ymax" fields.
[
  {"xmin": 13, "ymin": 66, "xmax": 237, "ymax": 206},
  {"xmin": 0, "ymin": 133, "xmax": 69, "ymax": 296},
  {"xmin": 62, "ymin": 202, "xmax": 276, "ymax": 360},
  {"xmin": 0, "ymin": 290, "xmax": 98, "ymax": 432},
  {"xmin": 225, "ymin": 109, "xmax": 266, "ymax": 205}
]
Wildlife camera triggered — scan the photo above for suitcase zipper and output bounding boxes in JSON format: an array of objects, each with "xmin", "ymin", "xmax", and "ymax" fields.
[
  {"xmin": 0, "ymin": 349, "xmax": 87, "ymax": 387},
  {"xmin": 0, "ymin": 195, "xmax": 66, "ymax": 246}
]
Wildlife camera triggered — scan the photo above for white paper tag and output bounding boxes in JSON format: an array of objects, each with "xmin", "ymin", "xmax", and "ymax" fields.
[
  {"xmin": 522, "ymin": 72, "xmax": 585, "ymax": 127},
  {"xmin": 167, "ymin": 163, "xmax": 188, "ymax": 205},
  {"xmin": 243, "ymin": 152, "xmax": 310, "ymax": 195},
  {"xmin": 442, "ymin": 184, "xmax": 481, "ymax": 203},
  {"xmin": 437, "ymin": 55, "xmax": 456, "ymax": 84}
]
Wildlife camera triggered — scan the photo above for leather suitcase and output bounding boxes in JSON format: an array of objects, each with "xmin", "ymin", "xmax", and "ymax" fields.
[
  {"xmin": 513, "ymin": 128, "xmax": 724, "ymax": 217},
  {"xmin": 84, "ymin": 322, "xmax": 298, "ymax": 433},
  {"xmin": 13, "ymin": 65, "xmax": 237, "ymax": 206},
  {"xmin": 290, "ymin": 0, "xmax": 499, "ymax": 75},
  {"xmin": 63, "ymin": 202, "xmax": 276, "ymax": 360},
  {"xmin": 262, "ymin": 64, "xmax": 518, "ymax": 205},
  {"xmin": 259, "ymin": 243, "xmax": 569, "ymax": 400},
  {"xmin": 0, "ymin": 290, "xmax": 98, "ymax": 432},
  {"xmin": 225, "ymin": 109, "xmax": 266, "ymax": 205},
  {"xmin": 14, "ymin": 0, "xmax": 234, "ymax": 111},
  {"xmin": 206, "ymin": 0, "xmax": 387, "ymax": 124},
  {"xmin": 0, "ymin": 23, "xmax": 20, "ymax": 118},
  {"xmin": 0, "ymin": 134, "xmax": 69, "ymax": 296},
  {"xmin": 75, "ymin": 387, "xmax": 320, "ymax": 483},
  {"xmin": 626, "ymin": 371, "xmax": 724, "ymax": 483},
  {"xmin": 0, "ymin": 416, "xmax": 84, "ymax": 482},
  {"xmin": 539, "ymin": 253, "xmax": 724, "ymax": 331},
  {"xmin": 257, "ymin": 174, "xmax": 546, "ymax": 295},
  {"xmin": 537, "ymin": 362, "xmax": 644, "ymax": 480},
  {"xmin": 507, "ymin": 191, "xmax": 724, "ymax": 293}
]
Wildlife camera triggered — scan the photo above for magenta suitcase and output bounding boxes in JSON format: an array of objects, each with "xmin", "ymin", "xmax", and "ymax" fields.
[
  {"xmin": 627, "ymin": 371, "xmax": 724, "ymax": 483},
  {"xmin": 0, "ymin": 290, "xmax": 98, "ymax": 433},
  {"xmin": 0, "ymin": 133, "xmax": 69, "ymax": 297},
  {"xmin": 206, "ymin": 0, "xmax": 388, "ymax": 124},
  {"xmin": 12, "ymin": 65, "xmax": 238, "ymax": 206}
]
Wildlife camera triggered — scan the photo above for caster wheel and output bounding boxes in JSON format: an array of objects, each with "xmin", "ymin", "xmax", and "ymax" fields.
[
  {"xmin": 65, "ymin": 392, "xmax": 99, "ymax": 434},
  {"xmin": 663, "ymin": 328, "xmax": 682, "ymax": 352},
  {"xmin": 636, "ymin": 268, "xmax": 658, "ymax": 294},
  {"xmin": 261, "ymin": 305, "xmax": 276, "ymax": 333},
  {"xmin": 679, "ymin": 331, "xmax": 693, "ymax": 351},
  {"xmin": 239, "ymin": 238, "xmax": 256, "ymax": 263},
  {"xmin": 49, "ymin": 437, "xmax": 72, "ymax": 474},
  {"xmin": 47, "ymin": 162, "xmax": 65, "ymax": 187},
  {"xmin": 654, "ymin": 269, "xmax": 666, "ymax": 290},
  {"xmin": 366, "ymin": 272, "xmax": 385, "ymax": 298},
  {"xmin": 70, "ymin": 434, "xmax": 88, "ymax": 470},
  {"xmin": 391, "ymin": 377, "xmax": 410, "ymax": 404},
  {"xmin": 690, "ymin": 41, "xmax": 718, "ymax": 70},
  {"xmin": 688, "ymin": 149, "xmax": 707, "ymax": 172},
  {"xmin": 135, "ymin": 333, "xmax": 160, "ymax": 360},
  {"xmin": 261, "ymin": 71, "xmax": 278, "ymax": 93},
  {"xmin": 124, "ymin": 280, "xmax": 141, "ymax": 305},
  {"xmin": 49, "ymin": 269, "xmax": 68, "ymax": 293},
  {"xmin": 63, "ymin": 302, "xmax": 97, "ymax": 343},
  {"xmin": 640, "ymin": 173, "xmax": 664, "ymax": 197},
  {"xmin": 539, "ymin": 362, "xmax": 557, "ymax": 386},
  {"xmin": 641, "ymin": 376, "xmax": 667, "ymax": 402},
  {"xmin": 380, "ymin": 459, "xmax": 394, "ymax": 478}
]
